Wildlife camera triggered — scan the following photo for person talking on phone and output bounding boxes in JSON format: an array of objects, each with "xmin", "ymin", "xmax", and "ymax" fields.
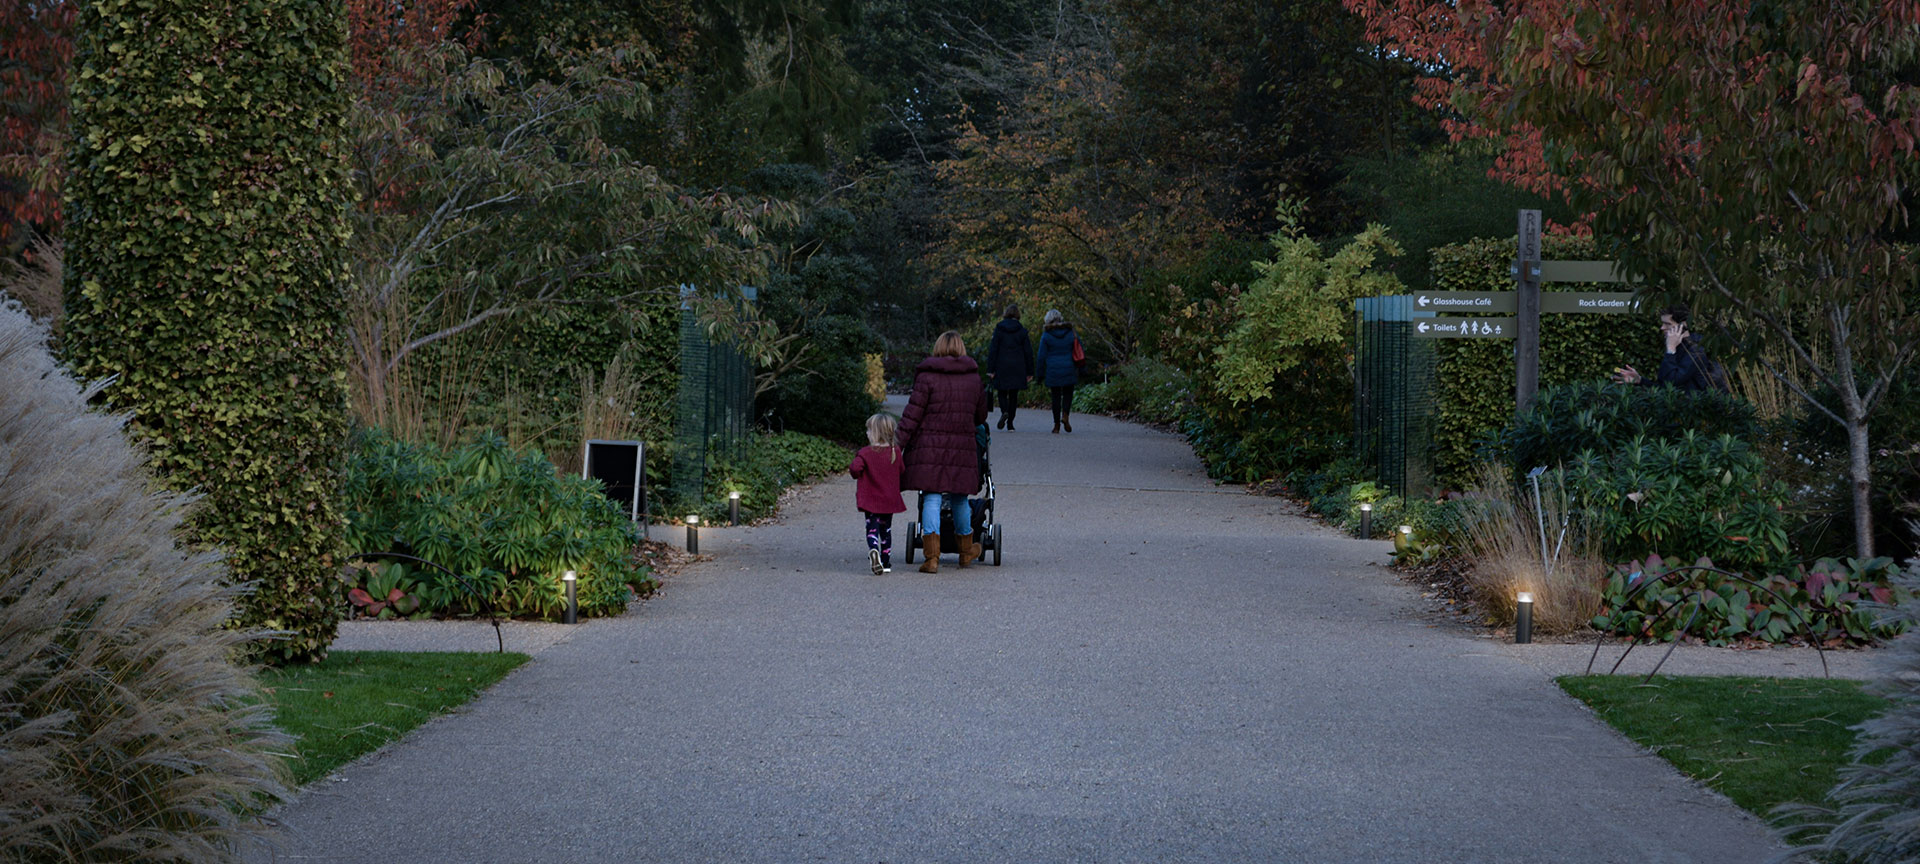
[{"xmin": 1610, "ymin": 303, "xmax": 1720, "ymax": 392}]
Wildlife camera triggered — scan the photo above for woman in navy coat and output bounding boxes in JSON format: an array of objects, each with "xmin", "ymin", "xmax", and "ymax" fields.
[
  {"xmin": 985, "ymin": 305, "xmax": 1034, "ymax": 430},
  {"xmin": 1033, "ymin": 309, "xmax": 1084, "ymax": 433}
]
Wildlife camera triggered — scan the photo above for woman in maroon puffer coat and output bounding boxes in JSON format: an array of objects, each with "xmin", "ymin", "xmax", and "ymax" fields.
[{"xmin": 897, "ymin": 330, "xmax": 991, "ymax": 573}]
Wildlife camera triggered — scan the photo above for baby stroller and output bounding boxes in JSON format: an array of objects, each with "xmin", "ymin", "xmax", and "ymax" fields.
[{"xmin": 904, "ymin": 424, "xmax": 1003, "ymax": 566}]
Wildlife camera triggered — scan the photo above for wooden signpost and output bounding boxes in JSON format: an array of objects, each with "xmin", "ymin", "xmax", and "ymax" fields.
[
  {"xmin": 1404, "ymin": 209, "xmax": 1646, "ymax": 416},
  {"xmin": 1515, "ymin": 210, "xmax": 1543, "ymax": 412}
]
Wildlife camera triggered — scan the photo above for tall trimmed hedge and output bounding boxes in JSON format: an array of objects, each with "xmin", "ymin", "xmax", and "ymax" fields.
[
  {"xmin": 63, "ymin": 0, "xmax": 353, "ymax": 662},
  {"xmin": 1430, "ymin": 237, "xmax": 1659, "ymax": 488}
]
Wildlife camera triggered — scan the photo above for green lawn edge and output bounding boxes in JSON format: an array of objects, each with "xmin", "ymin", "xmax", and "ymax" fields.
[
  {"xmin": 1556, "ymin": 675, "xmax": 1884, "ymax": 819},
  {"xmin": 263, "ymin": 650, "xmax": 531, "ymax": 786}
]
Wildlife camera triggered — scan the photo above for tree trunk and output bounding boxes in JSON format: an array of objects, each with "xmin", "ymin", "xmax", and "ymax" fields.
[
  {"xmin": 1831, "ymin": 304, "xmax": 1876, "ymax": 559},
  {"xmin": 1845, "ymin": 409, "xmax": 1875, "ymax": 560}
]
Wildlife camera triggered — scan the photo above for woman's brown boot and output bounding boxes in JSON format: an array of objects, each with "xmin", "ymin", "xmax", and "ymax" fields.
[
  {"xmin": 918, "ymin": 534, "xmax": 941, "ymax": 573},
  {"xmin": 957, "ymin": 534, "xmax": 978, "ymax": 568}
]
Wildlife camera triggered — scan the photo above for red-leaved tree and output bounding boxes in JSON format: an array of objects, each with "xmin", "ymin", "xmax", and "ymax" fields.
[
  {"xmin": 0, "ymin": 0, "xmax": 74, "ymax": 249},
  {"xmin": 1483, "ymin": 0, "xmax": 1920, "ymax": 559},
  {"xmin": 1343, "ymin": 0, "xmax": 1561, "ymax": 199}
]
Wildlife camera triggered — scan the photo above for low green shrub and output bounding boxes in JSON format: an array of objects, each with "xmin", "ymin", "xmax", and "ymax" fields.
[
  {"xmin": 1099, "ymin": 357, "xmax": 1191, "ymax": 425},
  {"xmin": 1072, "ymin": 381, "xmax": 1114, "ymax": 414},
  {"xmin": 1591, "ymin": 554, "xmax": 1910, "ymax": 646},
  {"xmin": 1486, "ymin": 380, "xmax": 1762, "ymax": 475},
  {"xmin": 1564, "ymin": 432, "xmax": 1791, "ymax": 572},
  {"xmin": 343, "ymin": 429, "xmax": 649, "ymax": 620},
  {"xmin": 699, "ymin": 430, "xmax": 851, "ymax": 522},
  {"xmin": 1186, "ymin": 405, "xmax": 1351, "ymax": 484}
]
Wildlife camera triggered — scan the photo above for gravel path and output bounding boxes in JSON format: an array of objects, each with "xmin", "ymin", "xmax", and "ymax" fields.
[{"xmin": 253, "ymin": 399, "xmax": 1822, "ymax": 863}]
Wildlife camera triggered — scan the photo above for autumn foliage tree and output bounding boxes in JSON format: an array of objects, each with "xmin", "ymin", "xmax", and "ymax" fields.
[
  {"xmin": 1479, "ymin": 0, "xmax": 1920, "ymax": 559},
  {"xmin": 934, "ymin": 6, "xmax": 1229, "ymax": 360},
  {"xmin": 1342, "ymin": 0, "xmax": 1561, "ymax": 200},
  {"xmin": 0, "ymin": 0, "xmax": 73, "ymax": 250}
]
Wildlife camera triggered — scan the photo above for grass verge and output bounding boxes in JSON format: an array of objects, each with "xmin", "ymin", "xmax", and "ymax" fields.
[
  {"xmin": 1557, "ymin": 675, "xmax": 1885, "ymax": 818},
  {"xmin": 263, "ymin": 650, "xmax": 530, "ymax": 785}
]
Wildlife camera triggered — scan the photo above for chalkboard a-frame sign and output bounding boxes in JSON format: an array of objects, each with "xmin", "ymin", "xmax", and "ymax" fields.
[{"xmin": 583, "ymin": 439, "xmax": 645, "ymax": 522}]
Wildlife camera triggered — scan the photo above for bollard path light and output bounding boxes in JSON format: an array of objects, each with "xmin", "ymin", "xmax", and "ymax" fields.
[
  {"xmin": 685, "ymin": 514, "xmax": 700, "ymax": 554},
  {"xmin": 1514, "ymin": 591, "xmax": 1534, "ymax": 644},
  {"xmin": 562, "ymin": 570, "xmax": 578, "ymax": 625},
  {"xmin": 1358, "ymin": 502, "xmax": 1373, "ymax": 539},
  {"xmin": 729, "ymin": 491, "xmax": 741, "ymax": 526}
]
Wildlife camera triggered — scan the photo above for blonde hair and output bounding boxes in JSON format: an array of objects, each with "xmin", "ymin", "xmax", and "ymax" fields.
[
  {"xmin": 866, "ymin": 412, "xmax": 899, "ymax": 461},
  {"xmin": 931, "ymin": 330, "xmax": 966, "ymax": 357}
]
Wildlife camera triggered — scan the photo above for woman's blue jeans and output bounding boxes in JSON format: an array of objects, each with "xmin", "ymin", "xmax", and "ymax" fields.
[{"xmin": 921, "ymin": 492, "xmax": 972, "ymax": 536}]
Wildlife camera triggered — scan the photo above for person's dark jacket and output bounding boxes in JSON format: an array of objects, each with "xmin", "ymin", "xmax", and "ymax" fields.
[
  {"xmin": 985, "ymin": 318, "xmax": 1034, "ymax": 391},
  {"xmin": 898, "ymin": 355, "xmax": 991, "ymax": 494},
  {"xmin": 1035, "ymin": 322, "xmax": 1082, "ymax": 387},
  {"xmin": 1652, "ymin": 337, "xmax": 1713, "ymax": 392}
]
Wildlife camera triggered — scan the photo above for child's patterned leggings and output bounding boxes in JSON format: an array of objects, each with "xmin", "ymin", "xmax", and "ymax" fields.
[{"xmin": 863, "ymin": 511, "xmax": 893, "ymax": 564}]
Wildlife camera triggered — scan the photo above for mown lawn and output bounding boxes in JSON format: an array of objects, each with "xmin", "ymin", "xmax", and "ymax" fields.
[
  {"xmin": 262, "ymin": 651, "xmax": 530, "ymax": 785},
  {"xmin": 1557, "ymin": 675, "xmax": 1886, "ymax": 818}
]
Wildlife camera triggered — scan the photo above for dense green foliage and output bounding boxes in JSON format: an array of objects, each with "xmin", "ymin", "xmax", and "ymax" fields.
[
  {"xmin": 1337, "ymin": 141, "xmax": 1572, "ymax": 291},
  {"xmin": 1428, "ymin": 236, "xmax": 1659, "ymax": 487},
  {"xmin": 1558, "ymin": 676, "xmax": 1884, "ymax": 817},
  {"xmin": 699, "ymin": 430, "xmax": 851, "ymax": 523},
  {"xmin": 343, "ymin": 429, "xmax": 649, "ymax": 620},
  {"xmin": 61, "ymin": 0, "xmax": 353, "ymax": 663},
  {"xmin": 1591, "ymin": 554, "xmax": 1908, "ymax": 646},
  {"xmin": 264, "ymin": 651, "xmax": 528, "ymax": 785},
  {"xmin": 1489, "ymin": 381, "xmax": 1761, "ymax": 475},
  {"xmin": 1214, "ymin": 204, "xmax": 1403, "ymax": 404},
  {"xmin": 1564, "ymin": 433, "xmax": 1790, "ymax": 572}
]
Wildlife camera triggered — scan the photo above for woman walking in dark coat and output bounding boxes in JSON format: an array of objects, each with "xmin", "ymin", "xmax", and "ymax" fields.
[
  {"xmin": 897, "ymin": 330, "xmax": 992, "ymax": 572},
  {"xmin": 1034, "ymin": 309, "xmax": 1084, "ymax": 433},
  {"xmin": 985, "ymin": 304, "xmax": 1035, "ymax": 430}
]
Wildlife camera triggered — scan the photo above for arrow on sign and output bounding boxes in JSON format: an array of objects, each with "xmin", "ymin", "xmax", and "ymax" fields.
[
  {"xmin": 1418, "ymin": 295, "xmax": 1430, "ymax": 307},
  {"xmin": 1417, "ymin": 321, "xmax": 1430, "ymax": 334}
]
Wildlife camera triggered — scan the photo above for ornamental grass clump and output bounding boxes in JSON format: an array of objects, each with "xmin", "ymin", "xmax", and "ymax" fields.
[
  {"xmin": 1776, "ymin": 539, "xmax": 1920, "ymax": 862},
  {"xmin": 1459, "ymin": 463, "xmax": 1604, "ymax": 635},
  {"xmin": 0, "ymin": 301, "xmax": 288, "ymax": 860}
]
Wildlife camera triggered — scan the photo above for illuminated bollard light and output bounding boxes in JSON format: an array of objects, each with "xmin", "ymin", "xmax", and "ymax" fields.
[
  {"xmin": 1358, "ymin": 502, "xmax": 1372, "ymax": 539},
  {"xmin": 686, "ymin": 514, "xmax": 700, "ymax": 554},
  {"xmin": 1515, "ymin": 591, "xmax": 1534, "ymax": 644},
  {"xmin": 729, "ymin": 491, "xmax": 741, "ymax": 526},
  {"xmin": 562, "ymin": 570, "xmax": 578, "ymax": 625}
]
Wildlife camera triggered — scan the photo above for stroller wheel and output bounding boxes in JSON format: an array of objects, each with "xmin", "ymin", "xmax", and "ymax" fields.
[
  {"xmin": 904, "ymin": 522, "xmax": 919, "ymax": 563},
  {"xmin": 992, "ymin": 524, "xmax": 1003, "ymax": 566}
]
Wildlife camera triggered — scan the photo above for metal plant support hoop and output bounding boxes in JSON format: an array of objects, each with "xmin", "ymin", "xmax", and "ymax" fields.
[
  {"xmin": 347, "ymin": 552, "xmax": 505, "ymax": 653},
  {"xmin": 1585, "ymin": 563, "xmax": 1828, "ymax": 682}
]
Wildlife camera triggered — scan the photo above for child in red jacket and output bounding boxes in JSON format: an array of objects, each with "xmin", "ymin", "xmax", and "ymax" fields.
[{"xmin": 849, "ymin": 412, "xmax": 907, "ymax": 574}]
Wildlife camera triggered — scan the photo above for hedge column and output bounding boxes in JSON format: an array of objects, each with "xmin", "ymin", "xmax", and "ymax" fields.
[{"xmin": 63, "ymin": 0, "xmax": 352, "ymax": 662}]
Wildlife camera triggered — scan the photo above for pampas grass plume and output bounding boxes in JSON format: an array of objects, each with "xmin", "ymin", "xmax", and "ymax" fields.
[{"xmin": 0, "ymin": 300, "xmax": 289, "ymax": 860}]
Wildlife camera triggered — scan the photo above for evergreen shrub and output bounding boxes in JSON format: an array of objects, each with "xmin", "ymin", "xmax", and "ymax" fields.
[
  {"xmin": 701, "ymin": 430, "xmax": 850, "ymax": 522},
  {"xmin": 1, "ymin": 302, "xmax": 288, "ymax": 858},
  {"xmin": 1487, "ymin": 380, "xmax": 1761, "ymax": 474},
  {"xmin": 757, "ymin": 314, "xmax": 880, "ymax": 439},
  {"xmin": 1488, "ymin": 380, "xmax": 1787, "ymax": 570},
  {"xmin": 342, "ymin": 429, "xmax": 649, "ymax": 620},
  {"xmin": 62, "ymin": 0, "xmax": 354, "ymax": 662}
]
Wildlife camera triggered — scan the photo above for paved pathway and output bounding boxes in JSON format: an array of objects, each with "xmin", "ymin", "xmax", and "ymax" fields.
[{"xmin": 256, "ymin": 402, "xmax": 1807, "ymax": 863}]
